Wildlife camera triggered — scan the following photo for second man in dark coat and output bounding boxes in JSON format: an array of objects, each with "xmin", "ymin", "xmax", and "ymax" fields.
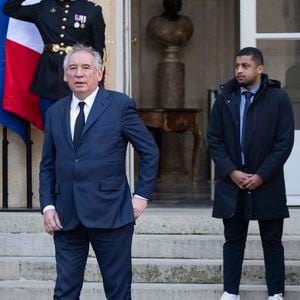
[{"xmin": 207, "ymin": 47, "xmax": 294, "ymax": 300}]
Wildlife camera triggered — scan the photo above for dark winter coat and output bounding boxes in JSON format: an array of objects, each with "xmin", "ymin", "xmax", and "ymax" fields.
[{"xmin": 207, "ymin": 74, "xmax": 294, "ymax": 220}]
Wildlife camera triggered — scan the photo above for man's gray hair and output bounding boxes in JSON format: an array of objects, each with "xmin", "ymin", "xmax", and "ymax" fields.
[{"xmin": 63, "ymin": 44, "xmax": 103, "ymax": 71}]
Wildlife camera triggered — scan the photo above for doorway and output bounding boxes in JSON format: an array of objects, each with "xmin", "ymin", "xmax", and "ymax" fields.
[
  {"xmin": 130, "ymin": 0, "xmax": 239, "ymax": 205},
  {"xmin": 240, "ymin": 0, "xmax": 300, "ymax": 205}
]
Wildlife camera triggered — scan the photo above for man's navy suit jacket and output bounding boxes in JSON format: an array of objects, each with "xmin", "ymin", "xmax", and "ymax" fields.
[{"xmin": 39, "ymin": 88, "xmax": 159, "ymax": 230}]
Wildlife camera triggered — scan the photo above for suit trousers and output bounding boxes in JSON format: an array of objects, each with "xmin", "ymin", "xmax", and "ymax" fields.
[
  {"xmin": 53, "ymin": 222, "xmax": 134, "ymax": 300},
  {"xmin": 223, "ymin": 190, "xmax": 285, "ymax": 296}
]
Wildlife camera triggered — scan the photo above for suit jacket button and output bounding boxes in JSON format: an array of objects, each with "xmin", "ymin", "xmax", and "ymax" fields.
[{"xmin": 75, "ymin": 159, "xmax": 79, "ymax": 163}]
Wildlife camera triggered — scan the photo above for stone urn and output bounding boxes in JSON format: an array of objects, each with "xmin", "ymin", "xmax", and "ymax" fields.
[{"xmin": 147, "ymin": 0, "xmax": 193, "ymax": 108}]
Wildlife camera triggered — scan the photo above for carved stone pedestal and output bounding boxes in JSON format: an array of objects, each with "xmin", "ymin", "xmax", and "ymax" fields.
[{"xmin": 158, "ymin": 46, "xmax": 184, "ymax": 108}]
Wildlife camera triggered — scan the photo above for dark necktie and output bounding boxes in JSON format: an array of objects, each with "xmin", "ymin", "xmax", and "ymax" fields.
[
  {"xmin": 241, "ymin": 91, "xmax": 253, "ymax": 154},
  {"xmin": 73, "ymin": 102, "xmax": 85, "ymax": 150}
]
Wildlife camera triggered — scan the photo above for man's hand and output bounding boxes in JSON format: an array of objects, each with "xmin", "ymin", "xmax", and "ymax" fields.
[
  {"xmin": 244, "ymin": 174, "xmax": 263, "ymax": 190},
  {"xmin": 132, "ymin": 196, "xmax": 148, "ymax": 220},
  {"xmin": 229, "ymin": 170, "xmax": 253, "ymax": 189},
  {"xmin": 43, "ymin": 209, "xmax": 63, "ymax": 235}
]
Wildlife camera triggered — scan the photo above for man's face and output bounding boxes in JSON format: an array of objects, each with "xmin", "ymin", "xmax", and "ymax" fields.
[
  {"xmin": 235, "ymin": 55, "xmax": 263, "ymax": 89},
  {"xmin": 64, "ymin": 50, "xmax": 102, "ymax": 100}
]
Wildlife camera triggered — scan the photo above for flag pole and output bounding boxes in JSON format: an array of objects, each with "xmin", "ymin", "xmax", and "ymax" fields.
[
  {"xmin": 26, "ymin": 122, "xmax": 33, "ymax": 208},
  {"xmin": 2, "ymin": 126, "xmax": 8, "ymax": 208}
]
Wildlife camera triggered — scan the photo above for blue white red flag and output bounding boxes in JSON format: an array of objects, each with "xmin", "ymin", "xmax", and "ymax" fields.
[
  {"xmin": 0, "ymin": 1, "xmax": 27, "ymax": 140},
  {"xmin": 2, "ymin": 0, "xmax": 43, "ymax": 132}
]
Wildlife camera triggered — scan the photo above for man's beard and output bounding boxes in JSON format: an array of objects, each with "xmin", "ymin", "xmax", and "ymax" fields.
[{"xmin": 236, "ymin": 78, "xmax": 254, "ymax": 88}]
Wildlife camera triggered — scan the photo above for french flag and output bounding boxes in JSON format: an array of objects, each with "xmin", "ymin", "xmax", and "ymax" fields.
[
  {"xmin": 1, "ymin": 0, "xmax": 43, "ymax": 132},
  {"xmin": 0, "ymin": 0, "xmax": 26, "ymax": 140}
]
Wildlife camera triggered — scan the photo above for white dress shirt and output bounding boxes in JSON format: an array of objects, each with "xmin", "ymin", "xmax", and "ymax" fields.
[{"xmin": 70, "ymin": 87, "xmax": 98, "ymax": 140}]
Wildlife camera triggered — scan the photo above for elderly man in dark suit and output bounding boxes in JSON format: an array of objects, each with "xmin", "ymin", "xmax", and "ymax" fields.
[{"xmin": 39, "ymin": 44, "xmax": 159, "ymax": 300}]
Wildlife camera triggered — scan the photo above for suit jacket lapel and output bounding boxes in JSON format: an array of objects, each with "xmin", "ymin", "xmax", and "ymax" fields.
[
  {"xmin": 82, "ymin": 88, "xmax": 110, "ymax": 135},
  {"xmin": 63, "ymin": 96, "xmax": 74, "ymax": 149}
]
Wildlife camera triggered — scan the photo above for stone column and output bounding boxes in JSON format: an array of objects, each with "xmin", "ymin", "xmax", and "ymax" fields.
[
  {"xmin": 147, "ymin": 1, "xmax": 194, "ymax": 179},
  {"xmin": 158, "ymin": 46, "xmax": 184, "ymax": 108}
]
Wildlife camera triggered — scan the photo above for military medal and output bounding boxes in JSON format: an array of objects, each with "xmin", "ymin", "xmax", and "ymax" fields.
[
  {"xmin": 74, "ymin": 14, "xmax": 87, "ymax": 29},
  {"xmin": 50, "ymin": 7, "xmax": 56, "ymax": 13},
  {"xmin": 80, "ymin": 16, "xmax": 87, "ymax": 29}
]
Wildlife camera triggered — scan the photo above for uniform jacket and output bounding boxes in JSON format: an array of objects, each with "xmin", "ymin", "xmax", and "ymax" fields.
[
  {"xmin": 207, "ymin": 74, "xmax": 294, "ymax": 220},
  {"xmin": 2, "ymin": 0, "xmax": 105, "ymax": 100},
  {"xmin": 39, "ymin": 88, "xmax": 159, "ymax": 230}
]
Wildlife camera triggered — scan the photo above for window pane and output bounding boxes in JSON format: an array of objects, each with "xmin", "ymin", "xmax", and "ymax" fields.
[
  {"xmin": 257, "ymin": 0, "xmax": 300, "ymax": 33},
  {"xmin": 257, "ymin": 40, "xmax": 300, "ymax": 129}
]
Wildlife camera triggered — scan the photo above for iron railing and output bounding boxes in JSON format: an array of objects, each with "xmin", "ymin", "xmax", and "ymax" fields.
[{"xmin": 1, "ymin": 123, "xmax": 38, "ymax": 212}]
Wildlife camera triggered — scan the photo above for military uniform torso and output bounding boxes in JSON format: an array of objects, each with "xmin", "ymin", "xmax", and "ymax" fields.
[{"xmin": 3, "ymin": 0, "xmax": 106, "ymax": 100}]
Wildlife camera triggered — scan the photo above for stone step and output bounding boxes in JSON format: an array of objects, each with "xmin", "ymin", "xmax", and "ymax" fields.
[
  {"xmin": 1, "ymin": 233, "xmax": 300, "ymax": 260},
  {"xmin": 1, "ymin": 208, "xmax": 300, "ymax": 235},
  {"xmin": 0, "ymin": 257, "xmax": 299, "ymax": 285},
  {"xmin": 0, "ymin": 281, "xmax": 299, "ymax": 300}
]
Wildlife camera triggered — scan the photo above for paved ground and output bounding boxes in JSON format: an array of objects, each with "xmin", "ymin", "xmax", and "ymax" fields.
[{"xmin": 150, "ymin": 179, "xmax": 213, "ymax": 208}]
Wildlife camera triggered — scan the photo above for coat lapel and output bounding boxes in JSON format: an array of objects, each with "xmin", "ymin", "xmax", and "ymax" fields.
[
  {"xmin": 82, "ymin": 88, "xmax": 110, "ymax": 135},
  {"xmin": 220, "ymin": 81, "xmax": 241, "ymax": 140},
  {"xmin": 220, "ymin": 84, "xmax": 240, "ymax": 125}
]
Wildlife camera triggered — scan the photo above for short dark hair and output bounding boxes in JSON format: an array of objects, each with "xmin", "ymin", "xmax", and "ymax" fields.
[{"xmin": 236, "ymin": 47, "xmax": 264, "ymax": 65}]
